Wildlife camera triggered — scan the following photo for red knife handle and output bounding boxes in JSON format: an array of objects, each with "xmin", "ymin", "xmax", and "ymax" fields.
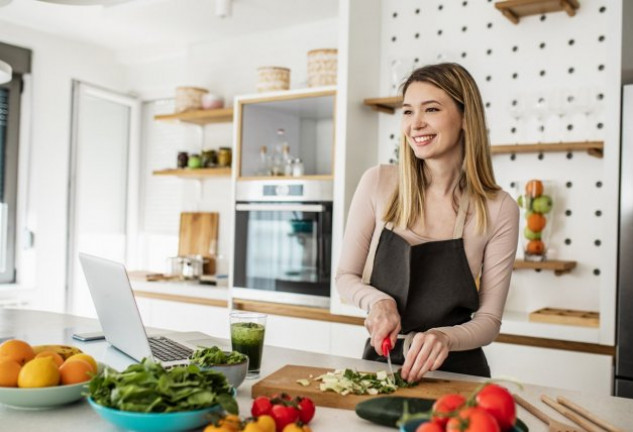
[{"xmin": 382, "ymin": 337, "xmax": 392, "ymax": 356}]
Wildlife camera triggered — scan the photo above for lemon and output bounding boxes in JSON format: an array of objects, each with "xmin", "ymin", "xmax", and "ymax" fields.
[{"xmin": 17, "ymin": 357, "xmax": 60, "ymax": 388}]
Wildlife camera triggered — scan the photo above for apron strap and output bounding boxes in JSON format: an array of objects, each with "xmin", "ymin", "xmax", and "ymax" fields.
[
  {"xmin": 361, "ymin": 221, "xmax": 387, "ymax": 284},
  {"xmin": 452, "ymin": 192, "xmax": 470, "ymax": 239}
]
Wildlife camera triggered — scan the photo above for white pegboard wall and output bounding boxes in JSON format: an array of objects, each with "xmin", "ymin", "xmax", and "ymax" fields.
[{"xmin": 376, "ymin": 0, "xmax": 617, "ymax": 341}]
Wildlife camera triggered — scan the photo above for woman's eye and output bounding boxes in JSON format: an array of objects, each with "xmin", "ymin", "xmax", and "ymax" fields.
[
  {"xmin": 403, "ymin": 109, "xmax": 413, "ymax": 115},
  {"xmin": 426, "ymin": 107, "xmax": 439, "ymax": 112}
]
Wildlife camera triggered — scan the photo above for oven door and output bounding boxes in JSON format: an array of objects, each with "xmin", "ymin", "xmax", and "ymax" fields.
[{"xmin": 233, "ymin": 202, "xmax": 332, "ymax": 307}]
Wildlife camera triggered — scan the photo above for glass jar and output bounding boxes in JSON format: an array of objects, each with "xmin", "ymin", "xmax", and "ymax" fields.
[
  {"xmin": 515, "ymin": 179, "xmax": 556, "ymax": 261},
  {"xmin": 218, "ymin": 147, "xmax": 232, "ymax": 167},
  {"xmin": 177, "ymin": 151, "xmax": 188, "ymax": 169},
  {"xmin": 188, "ymin": 154, "xmax": 201, "ymax": 169},
  {"xmin": 201, "ymin": 149, "xmax": 217, "ymax": 167}
]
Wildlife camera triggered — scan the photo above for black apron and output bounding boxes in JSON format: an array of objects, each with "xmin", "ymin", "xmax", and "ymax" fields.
[{"xmin": 362, "ymin": 195, "xmax": 490, "ymax": 377}]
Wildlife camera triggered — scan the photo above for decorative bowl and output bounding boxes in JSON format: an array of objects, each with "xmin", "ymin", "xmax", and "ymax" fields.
[
  {"xmin": 201, "ymin": 357, "xmax": 248, "ymax": 389},
  {"xmin": 87, "ymin": 397, "xmax": 223, "ymax": 432},
  {"xmin": 0, "ymin": 362, "xmax": 104, "ymax": 409}
]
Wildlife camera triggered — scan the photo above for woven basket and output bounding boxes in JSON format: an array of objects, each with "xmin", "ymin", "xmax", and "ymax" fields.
[
  {"xmin": 175, "ymin": 86, "xmax": 209, "ymax": 113},
  {"xmin": 256, "ymin": 67, "xmax": 290, "ymax": 92},
  {"xmin": 307, "ymin": 48, "xmax": 337, "ymax": 87}
]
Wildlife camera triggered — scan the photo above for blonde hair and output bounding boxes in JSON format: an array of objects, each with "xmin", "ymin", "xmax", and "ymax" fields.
[{"xmin": 383, "ymin": 62, "xmax": 500, "ymax": 233}]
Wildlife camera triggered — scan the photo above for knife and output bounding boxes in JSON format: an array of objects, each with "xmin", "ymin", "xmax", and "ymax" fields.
[{"xmin": 382, "ymin": 337, "xmax": 395, "ymax": 384}]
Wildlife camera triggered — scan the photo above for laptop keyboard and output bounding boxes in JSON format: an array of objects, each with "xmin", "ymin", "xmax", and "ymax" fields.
[{"xmin": 148, "ymin": 336, "xmax": 193, "ymax": 362}]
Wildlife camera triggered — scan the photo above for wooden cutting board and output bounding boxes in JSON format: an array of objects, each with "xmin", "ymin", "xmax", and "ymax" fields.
[
  {"xmin": 251, "ymin": 365, "xmax": 480, "ymax": 410},
  {"xmin": 178, "ymin": 212, "xmax": 219, "ymax": 257}
]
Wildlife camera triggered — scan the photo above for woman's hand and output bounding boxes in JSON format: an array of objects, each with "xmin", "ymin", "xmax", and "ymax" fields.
[
  {"xmin": 364, "ymin": 299, "xmax": 401, "ymax": 356},
  {"xmin": 401, "ymin": 330, "xmax": 450, "ymax": 382}
]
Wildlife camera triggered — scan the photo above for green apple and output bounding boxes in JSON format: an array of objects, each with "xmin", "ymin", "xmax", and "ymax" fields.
[
  {"xmin": 532, "ymin": 195, "xmax": 553, "ymax": 214},
  {"xmin": 524, "ymin": 227, "xmax": 542, "ymax": 240},
  {"xmin": 517, "ymin": 195, "xmax": 533, "ymax": 210}
]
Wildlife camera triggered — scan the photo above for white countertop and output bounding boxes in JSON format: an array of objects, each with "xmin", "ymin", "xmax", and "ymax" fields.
[{"xmin": 1, "ymin": 308, "xmax": 631, "ymax": 431}]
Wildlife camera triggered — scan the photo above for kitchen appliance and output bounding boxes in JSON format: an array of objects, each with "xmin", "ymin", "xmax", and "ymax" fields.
[
  {"xmin": 232, "ymin": 179, "xmax": 332, "ymax": 307},
  {"xmin": 616, "ymin": 84, "xmax": 633, "ymax": 397}
]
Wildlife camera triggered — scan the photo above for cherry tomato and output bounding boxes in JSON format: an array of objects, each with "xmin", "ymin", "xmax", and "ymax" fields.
[
  {"xmin": 415, "ymin": 421, "xmax": 444, "ymax": 432},
  {"xmin": 282, "ymin": 424, "xmax": 311, "ymax": 432},
  {"xmin": 475, "ymin": 384, "xmax": 516, "ymax": 431},
  {"xmin": 242, "ymin": 423, "xmax": 264, "ymax": 432},
  {"xmin": 252, "ymin": 396, "xmax": 273, "ymax": 417},
  {"xmin": 446, "ymin": 407, "xmax": 500, "ymax": 432},
  {"xmin": 295, "ymin": 397, "xmax": 316, "ymax": 424},
  {"xmin": 271, "ymin": 404, "xmax": 300, "ymax": 432},
  {"xmin": 431, "ymin": 393, "xmax": 466, "ymax": 427}
]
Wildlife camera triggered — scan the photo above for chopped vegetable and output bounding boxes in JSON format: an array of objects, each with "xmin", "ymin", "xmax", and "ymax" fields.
[
  {"xmin": 189, "ymin": 346, "xmax": 247, "ymax": 366},
  {"xmin": 296, "ymin": 379, "xmax": 311, "ymax": 387},
  {"xmin": 88, "ymin": 358, "xmax": 237, "ymax": 414},
  {"xmin": 313, "ymin": 369, "xmax": 416, "ymax": 396}
]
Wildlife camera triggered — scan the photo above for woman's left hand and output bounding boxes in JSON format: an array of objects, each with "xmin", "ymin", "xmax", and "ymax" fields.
[{"xmin": 400, "ymin": 330, "xmax": 450, "ymax": 383}]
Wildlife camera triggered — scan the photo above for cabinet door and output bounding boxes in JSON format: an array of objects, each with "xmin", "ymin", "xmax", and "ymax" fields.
[
  {"xmin": 330, "ymin": 322, "xmax": 368, "ymax": 359},
  {"xmin": 264, "ymin": 314, "xmax": 330, "ymax": 354},
  {"xmin": 142, "ymin": 298, "xmax": 229, "ymax": 339},
  {"xmin": 484, "ymin": 342, "xmax": 613, "ymax": 395}
]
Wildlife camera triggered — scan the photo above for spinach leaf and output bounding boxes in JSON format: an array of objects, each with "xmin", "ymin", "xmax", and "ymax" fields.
[{"xmin": 189, "ymin": 346, "xmax": 247, "ymax": 366}]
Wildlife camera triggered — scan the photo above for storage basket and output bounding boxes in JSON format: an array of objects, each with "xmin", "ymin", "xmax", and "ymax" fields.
[
  {"xmin": 175, "ymin": 86, "xmax": 209, "ymax": 113},
  {"xmin": 256, "ymin": 67, "xmax": 290, "ymax": 92},
  {"xmin": 307, "ymin": 48, "xmax": 337, "ymax": 87}
]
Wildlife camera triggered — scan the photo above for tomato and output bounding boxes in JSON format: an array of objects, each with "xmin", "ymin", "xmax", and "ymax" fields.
[
  {"xmin": 446, "ymin": 407, "xmax": 500, "ymax": 432},
  {"xmin": 431, "ymin": 393, "xmax": 466, "ymax": 427},
  {"xmin": 271, "ymin": 404, "xmax": 300, "ymax": 432},
  {"xmin": 271, "ymin": 392, "xmax": 294, "ymax": 403},
  {"xmin": 475, "ymin": 384, "xmax": 516, "ymax": 431},
  {"xmin": 295, "ymin": 397, "xmax": 316, "ymax": 423},
  {"xmin": 252, "ymin": 396, "xmax": 274, "ymax": 417},
  {"xmin": 415, "ymin": 421, "xmax": 444, "ymax": 432},
  {"xmin": 242, "ymin": 423, "xmax": 264, "ymax": 432},
  {"xmin": 218, "ymin": 414, "xmax": 241, "ymax": 432}
]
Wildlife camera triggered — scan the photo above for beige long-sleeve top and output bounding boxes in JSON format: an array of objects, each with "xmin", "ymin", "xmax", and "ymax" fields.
[{"xmin": 335, "ymin": 165, "xmax": 520, "ymax": 351}]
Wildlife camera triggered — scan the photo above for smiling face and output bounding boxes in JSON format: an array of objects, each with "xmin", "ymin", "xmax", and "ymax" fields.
[{"xmin": 401, "ymin": 81, "xmax": 464, "ymax": 163}]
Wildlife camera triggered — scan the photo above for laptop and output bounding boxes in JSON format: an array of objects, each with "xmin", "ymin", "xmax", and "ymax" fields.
[{"xmin": 78, "ymin": 252, "xmax": 212, "ymax": 367}]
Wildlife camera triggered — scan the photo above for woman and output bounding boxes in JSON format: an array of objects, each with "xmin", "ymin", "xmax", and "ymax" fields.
[{"xmin": 336, "ymin": 63, "xmax": 519, "ymax": 381}]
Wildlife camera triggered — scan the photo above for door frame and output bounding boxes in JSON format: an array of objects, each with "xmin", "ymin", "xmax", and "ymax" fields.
[{"xmin": 66, "ymin": 80, "xmax": 141, "ymax": 313}]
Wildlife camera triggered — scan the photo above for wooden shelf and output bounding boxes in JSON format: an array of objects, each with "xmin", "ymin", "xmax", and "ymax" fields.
[
  {"xmin": 363, "ymin": 96, "xmax": 403, "ymax": 114},
  {"xmin": 495, "ymin": 0, "xmax": 580, "ymax": 24},
  {"xmin": 154, "ymin": 107, "xmax": 234, "ymax": 125},
  {"xmin": 237, "ymin": 174, "xmax": 334, "ymax": 181},
  {"xmin": 153, "ymin": 167, "xmax": 231, "ymax": 179},
  {"xmin": 529, "ymin": 307, "xmax": 599, "ymax": 328},
  {"xmin": 514, "ymin": 259, "xmax": 577, "ymax": 276},
  {"xmin": 492, "ymin": 141, "xmax": 604, "ymax": 158}
]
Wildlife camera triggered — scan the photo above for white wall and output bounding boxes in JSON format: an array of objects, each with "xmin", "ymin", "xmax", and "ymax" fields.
[{"xmin": 0, "ymin": 21, "xmax": 127, "ymax": 311}]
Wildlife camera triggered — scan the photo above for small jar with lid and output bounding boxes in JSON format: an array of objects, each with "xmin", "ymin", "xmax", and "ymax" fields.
[
  {"xmin": 188, "ymin": 154, "xmax": 201, "ymax": 169},
  {"xmin": 292, "ymin": 158, "xmax": 304, "ymax": 177},
  {"xmin": 177, "ymin": 151, "xmax": 189, "ymax": 169},
  {"xmin": 218, "ymin": 147, "xmax": 232, "ymax": 167}
]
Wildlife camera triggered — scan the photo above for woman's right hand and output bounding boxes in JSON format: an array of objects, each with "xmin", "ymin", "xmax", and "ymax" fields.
[{"xmin": 364, "ymin": 298, "xmax": 401, "ymax": 356}]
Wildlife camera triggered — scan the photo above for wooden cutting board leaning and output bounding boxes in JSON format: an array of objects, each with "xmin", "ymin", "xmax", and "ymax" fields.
[
  {"xmin": 251, "ymin": 365, "xmax": 481, "ymax": 410},
  {"xmin": 178, "ymin": 212, "xmax": 219, "ymax": 274}
]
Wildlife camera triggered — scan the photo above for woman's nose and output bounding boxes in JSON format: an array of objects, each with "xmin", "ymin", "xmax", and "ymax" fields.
[{"xmin": 412, "ymin": 112, "xmax": 426, "ymax": 129}]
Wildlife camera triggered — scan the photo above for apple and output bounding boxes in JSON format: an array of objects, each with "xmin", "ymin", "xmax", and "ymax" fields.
[
  {"xmin": 524, "ymin": 227, "xmax": 542, "ymax": 240},
  {"xmin": 532, "ymin": 195, "xmax": 553, "ymax": 214}
]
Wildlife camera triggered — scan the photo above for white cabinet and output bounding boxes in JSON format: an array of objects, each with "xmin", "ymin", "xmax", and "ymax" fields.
[
  {"xmin": 330, "ymin": 322, "xmax": 368, "ymax": 359},
  {"xmin": 265, "ymin": 314, "xmax": 330, "ymax": 354},
  {"xmin": 484, "ymin": 342, "xmax": 613, "ymax": 395}
]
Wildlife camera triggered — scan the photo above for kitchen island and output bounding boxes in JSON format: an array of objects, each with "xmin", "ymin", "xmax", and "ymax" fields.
[{"xmin": 1, "ymin": 309, "xmax": 631, "ymax": 431}]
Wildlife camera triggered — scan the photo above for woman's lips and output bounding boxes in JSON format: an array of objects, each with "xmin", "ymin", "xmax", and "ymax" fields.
[{"xmin": 411, "ymin": 134, "xmax": 436, "ymax": 146}]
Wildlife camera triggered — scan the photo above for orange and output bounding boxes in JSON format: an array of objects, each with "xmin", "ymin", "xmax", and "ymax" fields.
[
  {"xmin": 218, "ymin": 414, "xmax": 242, "ymax": 432},
  {"xmin": 526, "ymin": 213, "xmax": 546, "ymax": 232},
  {"xmin": 64, "ymin": 353, "xmax": 98, "ymax": 373},
  {"xmin": 0, "ymin": 339, "xmax": 35, "ymax": 366},
  {"xmin": 255, "ymin": 415, "xmax": 276, "ymax": 432},
  {"xmin": 35, "ymin": 350, "xmax": 64, "ymax": 367},
  {"xmin": 0, "ymin": 357, "xmax": 21, "ymax": 387},
  {"xmin": 525, "ymin": 179, "xmax": 543, "ymax": 198},
  {"xmin": 526, "ymin": 240, "xmax": 545, "ymax": 255},
  {"xmin": 17, "ymin": 357, "xmax": 60, "ymax": 387},
  {"xmin": 58, "ymin": 358, "xmax": 93, "ymax": 385}
]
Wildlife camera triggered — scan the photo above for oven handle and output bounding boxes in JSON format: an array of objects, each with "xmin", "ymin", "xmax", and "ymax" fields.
[{"xmin": 235, "ymin": 203, "xmax": 326, "ymax": 212}]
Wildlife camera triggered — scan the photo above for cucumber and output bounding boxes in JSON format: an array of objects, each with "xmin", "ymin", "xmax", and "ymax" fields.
[{"xmin": 355, "ymin": 396, "xmax": 434, "ymax": 428}]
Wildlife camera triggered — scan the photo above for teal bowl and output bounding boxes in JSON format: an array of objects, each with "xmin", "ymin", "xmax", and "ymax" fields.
[
  {"xmin": 87, "ymin": 397, "xmax": 223, "ymax": 432},
  {"xmin": 400, "ymin": 417, "xmax": 529, "ymax": 432}
]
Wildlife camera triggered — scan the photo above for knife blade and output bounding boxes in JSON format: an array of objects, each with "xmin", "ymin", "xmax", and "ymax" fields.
[{"xmin": 382, "ymin": 337, "xmax": 395, "ymax": 384}]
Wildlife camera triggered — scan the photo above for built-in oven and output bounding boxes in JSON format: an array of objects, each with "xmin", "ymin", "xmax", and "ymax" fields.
[{"xmin": 232, "ymin": 180, "xmax": 332, "ymax": 307}]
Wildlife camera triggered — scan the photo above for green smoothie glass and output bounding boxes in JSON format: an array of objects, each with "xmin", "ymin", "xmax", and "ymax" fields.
[{"xmin": 230, "ymin": 312, "xmax": 266, "ymax": 378}]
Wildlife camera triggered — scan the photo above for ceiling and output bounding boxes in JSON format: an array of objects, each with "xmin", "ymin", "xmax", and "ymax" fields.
[{"xmin": 0, "ymin": 0, "xmax": 339, "ymax": 59}]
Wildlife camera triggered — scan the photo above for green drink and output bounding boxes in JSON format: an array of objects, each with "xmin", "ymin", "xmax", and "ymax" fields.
[{"xmin": 230, "ymin": 312, "xmax": 266, "ymax": 378}]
